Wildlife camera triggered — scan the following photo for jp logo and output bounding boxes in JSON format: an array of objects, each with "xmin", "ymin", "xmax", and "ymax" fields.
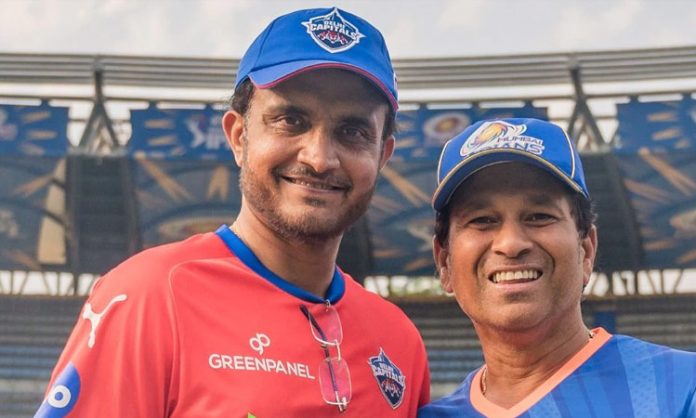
[
  {"xmin": 249, "ymin": 333, "xmax": 271, "ymax": 355},
  {"xmin": 34, "ymin": 363, "xmax": 81, "ymax": 417}
]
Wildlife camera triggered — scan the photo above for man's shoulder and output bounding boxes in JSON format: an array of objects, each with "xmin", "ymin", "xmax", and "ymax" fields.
[
  {"xmin": 92, "ymin": 230, "xmax": 231, "ymax": 294},
  {"xmin": 613, "ymin": 333, "xmax": 696, "ymax": 356},
  {"xmin": 417, "ymin": 372, "xmax": 477, "ymax": 416},
  {"xmin": 343, "ymin": 278, "xmax": 409, "ymax": 317},
  {"xmin": 608, "ymin": 333, "xmax": 696, "ymax": 372}
]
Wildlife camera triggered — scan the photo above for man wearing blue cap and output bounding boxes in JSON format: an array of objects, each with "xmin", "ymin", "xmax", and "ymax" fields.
[
  {"xmin": 418, "ymin": 118, "xmax": 696, "ymax": 417},
  {"xmin": 37, "ymin": 7, "xmax": 429, "ymax": 417}
]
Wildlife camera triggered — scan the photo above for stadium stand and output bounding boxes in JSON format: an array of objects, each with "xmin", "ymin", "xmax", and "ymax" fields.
[
  {"xmin": 0, "ymin": 295, "xmax": 83, "ymax": 417},
  {"xmin": 0, "ymin": 295, "xmax": 694, "ymax": 411},
  {"xmin": 1, "ymin": 46, "xmax": 696, "ymax": 414}
]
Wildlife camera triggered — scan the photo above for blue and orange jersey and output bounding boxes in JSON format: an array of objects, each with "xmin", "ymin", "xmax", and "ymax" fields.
[
  {"xmin": 418, "ymin": 328, "xmax": 696, "ymax": 417},
  {"xmin": 36, "ymin": 226, "xmax": 430, "ymax": 417}
]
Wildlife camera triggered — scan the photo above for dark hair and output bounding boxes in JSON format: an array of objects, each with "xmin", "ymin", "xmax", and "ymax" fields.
[
  {"xmin": 434, "ymin": 191, "xmax": 596, "ymax": 247},
  {"xmin": 230, "ymin": 79, "xmax": 255, "ymax": 116},
  {"xmin": 229, "ymin": 78, "xmax": 396, "ymax": 141}
]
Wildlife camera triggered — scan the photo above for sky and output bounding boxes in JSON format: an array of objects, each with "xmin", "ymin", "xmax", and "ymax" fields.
[{"xmin": 3, "ymin": 0, "xmax": 696, "ymax": 59}]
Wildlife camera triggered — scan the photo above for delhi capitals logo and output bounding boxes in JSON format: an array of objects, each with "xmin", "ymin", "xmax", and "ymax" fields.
[
  {"xmin": 368, "ymin": 348, "xmax": 406, "ymax": 409},
  {"xmin": 302, "ymin": 7, "xmax": 365, "ymax": 53}
]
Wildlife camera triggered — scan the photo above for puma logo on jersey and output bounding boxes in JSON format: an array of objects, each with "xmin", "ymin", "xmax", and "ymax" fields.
[{"xmin": 82, "ymin": 294, "xmax": 127, "ymax": 348}]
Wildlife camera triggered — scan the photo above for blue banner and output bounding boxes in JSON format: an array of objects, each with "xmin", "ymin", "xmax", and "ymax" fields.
[
  {"xmin": 367, "ymin": 160, "xmax": 438, "ymax": 275},
  {"xmin": 132, "ymin": 158, "xmax": 241, "ymax": 248},
  {"xmin": 616, "ymin": 97, "xmax": 696, "ymax": 153},
  {"xmin": 129, "ymin": 104, "xmax": 231, "ymax": 160},
  {"xmin": 0, "ymin": 157, "xmax": 67, "ymax": 270},
  {"xmin": 0, "ymin": 102, "xmax": 69, "ymax": 157},
  {"xmin": 614, "ymin": 151, "xmax": 696, "ymax": 268},
  {"xmin": 392, "ymin": 104, "xmax": 547, "ymax": 161}
]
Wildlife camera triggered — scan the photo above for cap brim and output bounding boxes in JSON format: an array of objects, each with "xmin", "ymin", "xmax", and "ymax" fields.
[
  {"xmin": 432, "ymin": 149, "xmax": 587, "ymax": 211},
  {"xmin": 248, "ymin": 60, "xmax": 398, "ymax": 110}
]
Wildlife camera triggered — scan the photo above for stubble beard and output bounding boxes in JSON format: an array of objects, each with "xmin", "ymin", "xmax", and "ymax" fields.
[{"xmin": 238, "ymin": 135, "xmax": 376, "ymax": 246}]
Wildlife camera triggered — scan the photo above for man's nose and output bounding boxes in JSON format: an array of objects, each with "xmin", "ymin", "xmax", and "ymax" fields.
[
  {"xmin": 296, "ymin": 129, "xmax": 340, "ymax": 173},
  {"xmin": 491, "ymin": 220, "xmax": 533, "ymax": 258}
]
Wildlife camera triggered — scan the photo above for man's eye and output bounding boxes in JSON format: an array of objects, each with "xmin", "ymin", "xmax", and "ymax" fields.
[
  {"xmin": 471, "ymin": 217, "xmax": 496, "ymax": 225},
  {"xmin": 528, "ymin": 213, "xmax": 555, "ymax": 222},
  {"xmin": 280, "ymin": 116, "xmax": 303, "ymax": 126},
  {"xmin": 342, "ymin": 126, "xmax": 367, "ymax": 139},
  {"xmin": 270, "ymin": 115, "xmax": 307, "ymax": 134}
]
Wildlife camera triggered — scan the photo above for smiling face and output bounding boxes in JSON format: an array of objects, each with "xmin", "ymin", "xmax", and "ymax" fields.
[
  {"xmin": 434, "ymin": 162, "xmax": 597, "ymax": 333},
  {"xmin": 223, "ymin": 69, "xmax": 394, "ymax": 244}
]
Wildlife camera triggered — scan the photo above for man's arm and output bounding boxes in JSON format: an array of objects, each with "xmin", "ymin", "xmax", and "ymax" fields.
[{"xmin": 35, "ymin": 262, "xmax": 177, "ymax": 417}]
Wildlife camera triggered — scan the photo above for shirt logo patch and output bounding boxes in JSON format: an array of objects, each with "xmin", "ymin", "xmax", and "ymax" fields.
[
  {"xmin": 302, "ymin": 7, "xmax": 365, "ymax": 53},
  {"xmin": 249, "ymin": 333, "xmax": 271, "ymax": 355},
  {"xmin": 35, "ymin": 363, "xmax": 81, "ymax": 417},
  {"xmin": 368, "ymin": 348, "xmax": 406, "ymax": 409},
  {"xmin": 82, "ymin": 294, "xmax": 127, "ymax": 348},
  {"xmin": 459, "ymin": 121, "xmax": 545, "ymax": 157}
]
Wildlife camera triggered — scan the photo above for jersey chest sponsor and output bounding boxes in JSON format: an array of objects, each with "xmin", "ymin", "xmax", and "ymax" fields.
[
  {"xmin": 207, "ymin": 332, "xmax": 316, "ymax": 381},
  {"xmin": 208, "ymin": 353, "xmax": 316, "ymax": 380}
]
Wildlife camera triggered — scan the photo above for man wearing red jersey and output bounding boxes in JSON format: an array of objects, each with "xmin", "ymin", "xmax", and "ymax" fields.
[{"xmin": 36, "ymin": 7, "xmax": 430, "ymax": 418}]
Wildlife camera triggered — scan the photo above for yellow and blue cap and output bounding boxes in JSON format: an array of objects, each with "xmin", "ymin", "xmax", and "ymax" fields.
[
  {"xmin": 235, "ymin": 7, "xmax": 398, "ymax": 110},
  {"xmin": 432, "ymin": 118, "xmax": 589, "ymax": 211}
]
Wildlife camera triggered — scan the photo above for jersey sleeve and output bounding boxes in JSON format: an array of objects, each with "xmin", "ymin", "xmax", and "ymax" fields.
[
  {"xmin": 417, "ymin": 336, "xmax": 432, "ymax": 407},
  {"xmin": 34, "ymin": 253, "xmax": 179, "ymax": 417}
]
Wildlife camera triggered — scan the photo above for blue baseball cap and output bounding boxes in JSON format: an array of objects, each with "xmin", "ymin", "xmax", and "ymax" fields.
[
  {"xmin": 432, "ymin": 118, "xmax": 589, "ymax": 211},
  {"xmin": 235, "ymin": 7, "xmax": 398, "ymax": 110}
]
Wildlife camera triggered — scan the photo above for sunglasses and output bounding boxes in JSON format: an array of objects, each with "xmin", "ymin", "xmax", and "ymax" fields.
[{"xmin": 300, "ymin": 304, "xmax": 352, "ymax": 412}]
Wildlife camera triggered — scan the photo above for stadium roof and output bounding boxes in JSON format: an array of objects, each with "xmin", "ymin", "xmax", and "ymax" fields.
[{"xmin": 2, "ymin": 45, "xmax": 696, "ymax": 92}]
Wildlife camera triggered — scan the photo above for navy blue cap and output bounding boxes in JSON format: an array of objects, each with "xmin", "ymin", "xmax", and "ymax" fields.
[
  {"xmin": 235, "ymin": 7, "xmax": 398, "ymax": 110},
  {"xmin": 433, "ymin": 118, "xmax": 589, "ymax": 211}
]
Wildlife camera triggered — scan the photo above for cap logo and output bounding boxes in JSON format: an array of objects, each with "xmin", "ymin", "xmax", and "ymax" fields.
[
  {"xmin": 302, "ymin": 7, "xmax": 365, "ymax": 53},
  {"xmin": 459, "ymin": 121, "xmax": 545, "ymax": 157}
]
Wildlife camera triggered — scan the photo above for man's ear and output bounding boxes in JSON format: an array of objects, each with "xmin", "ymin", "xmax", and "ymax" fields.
[
  {"xmin": 222, "ymin": 110, "xmax": 245, "ymax": 167},
  {"xmin": 379, "ymin": 135, "xmax": 395, "ymax": 170},
  {"xmin": 433, "ymin": 236, "xmax": 453, "ymax": 294},
  {"xmin": 581, "ymin": 225, "xmax": 598, "ymax": 286}
]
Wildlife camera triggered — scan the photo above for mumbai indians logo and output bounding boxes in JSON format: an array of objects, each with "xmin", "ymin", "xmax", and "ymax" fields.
[
  {"xmin": 302, "ymin": 7, "xmax": 365, "ymax": 53},
  {"xmin": 459, "ymin": 121, "xmax": 545, "ymax": 157},
  {"xmin": 368, "ymin": 348, "xmax": 405, "ymax": 409}
]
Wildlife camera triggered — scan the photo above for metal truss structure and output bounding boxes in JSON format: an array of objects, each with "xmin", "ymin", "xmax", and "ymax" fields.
[{"xmin": 1, "ymin": 46, "xmax": 696, "ymax": 297}]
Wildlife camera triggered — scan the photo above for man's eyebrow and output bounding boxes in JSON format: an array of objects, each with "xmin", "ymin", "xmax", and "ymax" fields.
[
  {"xmin": 341, "ymin": 115, "xmax": 375, "ymax": 128},
  {"xmin": 453, "ymin": 196, "xmax": 492, "ymax": 213},
  {"xmin": 264, "ymin": 104, "xmax": 307, "ymax": 115},
  {"xmin": 525, "ymin": 193, "xmax": 564, "ymax": 209},
  {"xmin": 454, "ymin": 191, "xmax": 565, "ymax": 212}
]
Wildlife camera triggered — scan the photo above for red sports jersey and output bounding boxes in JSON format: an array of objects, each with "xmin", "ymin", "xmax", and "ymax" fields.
[{"xmin": 36, "ymin": 226, "xmax": 430, "ymax": 417}]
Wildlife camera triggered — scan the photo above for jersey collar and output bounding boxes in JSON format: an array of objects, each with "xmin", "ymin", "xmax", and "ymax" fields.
[
  {"xmin": 215, "ymin": 225, "xmax": 345, "ymax": 304},
  {"xmin": 470, "ymin": 327, "xmax": 612, "ymax": 418}
]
